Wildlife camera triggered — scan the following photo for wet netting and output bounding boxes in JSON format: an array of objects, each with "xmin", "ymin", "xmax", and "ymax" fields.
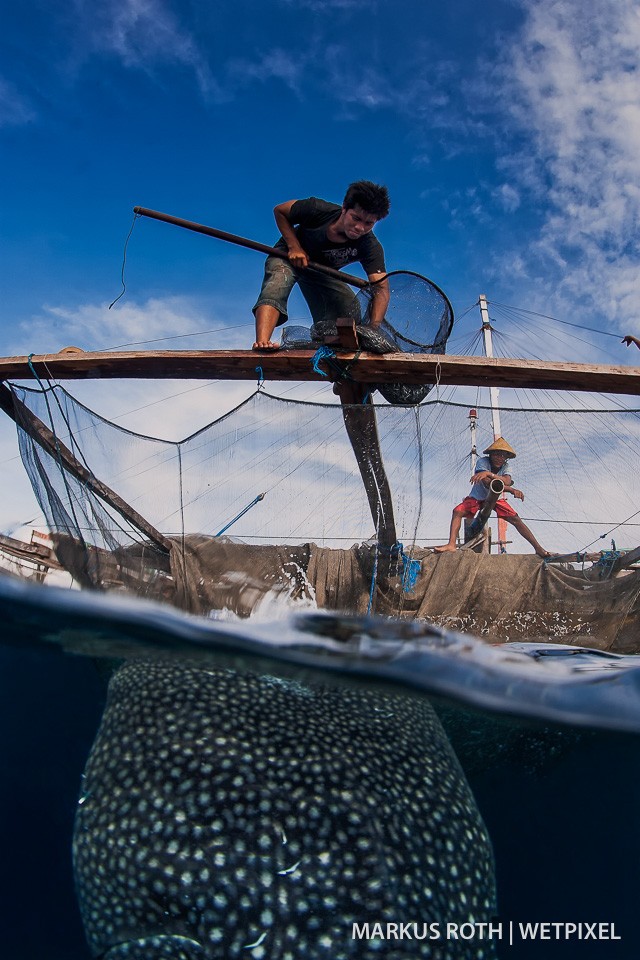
[
  {"xmin": 279, "ymin": 268, "xmax": 453, "ymax": 352},
  {"xmin": 8, "ymin": 381, "xmax": 640, "ymax": 649},
  {"xmin": 358, "ymin": 271, "xmax": 453, "ymax": 353},
  {"xmin": 280, "ymin": 271, "xmax": 453, "ymax": 404}
]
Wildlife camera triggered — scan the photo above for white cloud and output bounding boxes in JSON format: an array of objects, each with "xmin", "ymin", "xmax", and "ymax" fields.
[
  {"xmin": 6, "ymin": 294, "xmax": 272, "ymax": 442},
  {"xmin": 0, "ymin": 77, "xmax": 36, "ymax": 127},
  {"xmin": 227, "ymin": 49, "xmax": 305, "ymax": 96},
  {"xmin": 12, "ymin": 295, "xmax": 226, "ymax": 356},
  {"xmin": 73, "ymin": 0, "xmax": 225, "ymax": 101},
  {"xmin": 499, "ymin": 0, "xmax": 640, "ymax": 326},
  {"xmin": 494, "ymin": 183, "xmax": 521, "ymax": 213}
]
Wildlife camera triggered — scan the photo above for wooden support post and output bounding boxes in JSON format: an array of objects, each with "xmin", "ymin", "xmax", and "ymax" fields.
[
  {"xmin": 336, "ymin": 317, "xmax": 359, "ymax": 350},
  {"xmin": 338, "ymin": 394, "xmax": 397, "ymax": 551}
]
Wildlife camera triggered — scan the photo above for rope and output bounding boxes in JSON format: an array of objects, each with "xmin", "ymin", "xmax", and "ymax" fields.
[
  {"xmin": 580, "ymin": 509, "xmax": 640, "ymax": 553},
  {"xmin": 106, "ymin": 322, "xmax": 250, "ymax": 352},
  {"xmin": 366, "ymin": 502, "xmax": 382, "ymax": 615},
  {"xmin": 487, "ymin": 300, "xmax": 624, "ymax": 340},
  {"xmin": 311, "ymin": 346, "xmax": 362, "ymax": 382},
  {"xmin": 109, "ymin": 211, "xmax": 139, "ymax": 309},
  {"xmin": 398, "ymin": 542, "xmax": 421, "ymax": 592},
  {"xmin": 311, "ymin": 346, "xmax": 336, "ymax": 377},
  {"xmin": 594, "ymin": 542, "xmax": 624, "ymax": 578},
  {"xmin": 175, "ymin": 444, "xmax": 188, "ymax": 591}
]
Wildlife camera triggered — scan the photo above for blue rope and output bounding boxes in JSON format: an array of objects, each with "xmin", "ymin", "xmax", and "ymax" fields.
[
  {"xmin": 311, "ymin": 346, "xmax": 335, "ymax": 377},
  {"xmin": 392, "ymin": 540, "xmax": 422, "ymax": 593},
  {"xmin": 366, "ymin": 546, "xmax": 379, "ymax": 615},
  {"xmin": 255, "ymin": 366, "xmax": 265, "ymax": 388},
  {"xmin": 401, "ymin": 550, "xmax": 422, "ymax": 592},
  {"xmin": 595, "ymin": 542, "xmax": 624, "ymax": 577},
  {"xmin": 366, "ymin": 540, "xmax": 422, "ymax": 611}
]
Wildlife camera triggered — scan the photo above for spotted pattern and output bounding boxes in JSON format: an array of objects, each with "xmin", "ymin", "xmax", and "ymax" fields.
[{"xmin": 73, "ymin": 661, "xmax": 496, "ymax": 958}]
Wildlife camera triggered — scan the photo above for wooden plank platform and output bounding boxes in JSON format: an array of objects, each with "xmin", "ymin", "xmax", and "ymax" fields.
[{"xmin": 1, "ymin": 348, "xmax": 639, "ymax": 395}]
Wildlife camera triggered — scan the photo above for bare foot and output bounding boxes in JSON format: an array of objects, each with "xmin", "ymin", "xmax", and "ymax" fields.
[
  {"xmin": 434, "ymin": 544, "xmax": 457, "ymax": 553},
  {"xmin": 252, "ymin": 341, "xmax": 280, "ymax": 351},
  {"xmin": 537, "ymin": 549, "xmax": 552, "ymax": 558}
]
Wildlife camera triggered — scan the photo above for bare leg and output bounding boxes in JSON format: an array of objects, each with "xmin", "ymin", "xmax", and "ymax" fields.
[
  {"xmin": 508, "ymin": 517, "xmax": 550, "ymax": 557},
  {"xmin": 434, "ymin": 510, "xmax": 465, "ymax": 553},
  {"xmin": 253, "ymin": 305, "xmax": 281, "ymax": 350}
]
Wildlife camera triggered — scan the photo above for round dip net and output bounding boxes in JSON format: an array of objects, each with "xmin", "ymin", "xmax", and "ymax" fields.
[{"xmin": 281, "ymin": 270, "xmax": 454, "ymax": 404}]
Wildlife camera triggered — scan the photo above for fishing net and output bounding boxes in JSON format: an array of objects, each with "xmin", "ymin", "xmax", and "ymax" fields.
[
  {"xmin": 7, "ymin": 380, "xmax": 640, "ymax": 649},
  {"xmin": 278, "ymin": 266, "xmax": 452, "ymax": 351},
  {"xmin": 281, "ymin": 270, "xmax": 454, "ymax": 404}
]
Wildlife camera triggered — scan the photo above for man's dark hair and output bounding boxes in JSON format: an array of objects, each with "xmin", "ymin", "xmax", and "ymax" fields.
[{"xmin": 343, "ymin": 180, "xmax": 390, "ymax": 219}]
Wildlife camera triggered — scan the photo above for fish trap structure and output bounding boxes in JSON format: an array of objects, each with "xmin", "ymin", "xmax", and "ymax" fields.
[{"xmin": 6, "ymin": 378, "xmax": 640, "ymax": 651}]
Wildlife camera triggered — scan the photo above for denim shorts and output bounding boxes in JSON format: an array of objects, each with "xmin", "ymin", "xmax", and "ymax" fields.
[
  {"xmin": 253, "ymin": 254, "xmax": 362, "ymax": 326},
  {"xmin": 252, "ymin": 255, "xmax": 298, "ymax": 326}
]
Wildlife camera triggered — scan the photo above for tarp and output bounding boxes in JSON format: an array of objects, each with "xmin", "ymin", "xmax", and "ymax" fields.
[{"xmin": 158, "ymin": 537, "xmax": 640, "ymax": 653}]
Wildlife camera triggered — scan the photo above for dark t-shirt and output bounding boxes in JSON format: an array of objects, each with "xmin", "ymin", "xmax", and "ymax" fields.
[{"xmin": 280, "ymin": 197, "xmax": 386, "ymax": 275}]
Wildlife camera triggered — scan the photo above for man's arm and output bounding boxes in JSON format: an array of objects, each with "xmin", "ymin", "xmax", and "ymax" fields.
[
  {"xmin": 273, "ymin": 201, "xmax": 308, "ymax": 268},
  {"xmin": 622, "ymin": 335, "xmax": 640, "ymax": 350},
  {"xmin": 470, "ymin": 470, "xmax": 514, "ymax": 487},
  {"xmin": 366, "ymin": 272, "xmax": 390, "ymax": 327}
]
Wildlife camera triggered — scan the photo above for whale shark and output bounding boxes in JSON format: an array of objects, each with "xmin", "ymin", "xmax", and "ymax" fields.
[{"xmin": 73, "ymin": 659, "xmax": 497, "ymax": 959}]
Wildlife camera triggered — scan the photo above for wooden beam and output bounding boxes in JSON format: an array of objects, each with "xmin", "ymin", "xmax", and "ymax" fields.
[
  {"xmin": 611, "ymin": 545, "xmax": 640, "ymax": 575},
  {"xmin": 0, "ymin": 531, "xmax": 64, "ymax": 569},
  {"xmin": 0, "ymin": 348, "xmax": 639, "ymax": 395}
]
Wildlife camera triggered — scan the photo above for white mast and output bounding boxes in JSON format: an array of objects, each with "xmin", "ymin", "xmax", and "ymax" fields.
[
  {"xmin": 479, "ymin": 294, "xmax": 507, "ymax": 552},
  {"xmin": 479, "ymin": 294, "xmax": 502, "ymax": 437},
  {"xmin": 464, "ymin": 406, "xmax": 486, "ymax": 549},
  {"xmin": 468, "ymin": 407, "xmax": 478, "ymax": 473}
]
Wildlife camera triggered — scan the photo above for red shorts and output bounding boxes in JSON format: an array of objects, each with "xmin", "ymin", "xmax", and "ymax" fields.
[{"xmin": 454, "ymin": 496, "xmax": 518, "ymax": 519}]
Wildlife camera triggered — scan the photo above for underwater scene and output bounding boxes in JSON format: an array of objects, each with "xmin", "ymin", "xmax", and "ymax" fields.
[{"xmin": 1, "ymin": 575, "xmax": 639, "ymax": 960}]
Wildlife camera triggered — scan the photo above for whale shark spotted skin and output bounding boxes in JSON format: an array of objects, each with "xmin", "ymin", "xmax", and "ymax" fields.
[{"xmin": 73, "ymin": 660, "xmax": 496, "ymax": 959}]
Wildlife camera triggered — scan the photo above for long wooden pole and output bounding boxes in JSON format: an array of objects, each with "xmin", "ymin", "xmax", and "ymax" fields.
[
  {"xmin": 0, "ymin": 383, "xmax": 172, "ymax": 554},
  {"xmin": 133, "ymin": 206, "xmax": 368, "ymax": 289},
  {"xmin": 2, "ymin": 349, "xmax": 639, "ymax": 394}
]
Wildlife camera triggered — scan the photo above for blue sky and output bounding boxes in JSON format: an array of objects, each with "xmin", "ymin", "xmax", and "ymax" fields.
[{"xmin": 1, "ymin": 0, "xmax": 640, "ymax": 537}]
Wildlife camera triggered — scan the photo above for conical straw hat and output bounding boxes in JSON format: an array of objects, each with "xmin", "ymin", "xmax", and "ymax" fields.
[{"xmin": 483, "ymin": 437, "xmax": 516, "ymax": 458}]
